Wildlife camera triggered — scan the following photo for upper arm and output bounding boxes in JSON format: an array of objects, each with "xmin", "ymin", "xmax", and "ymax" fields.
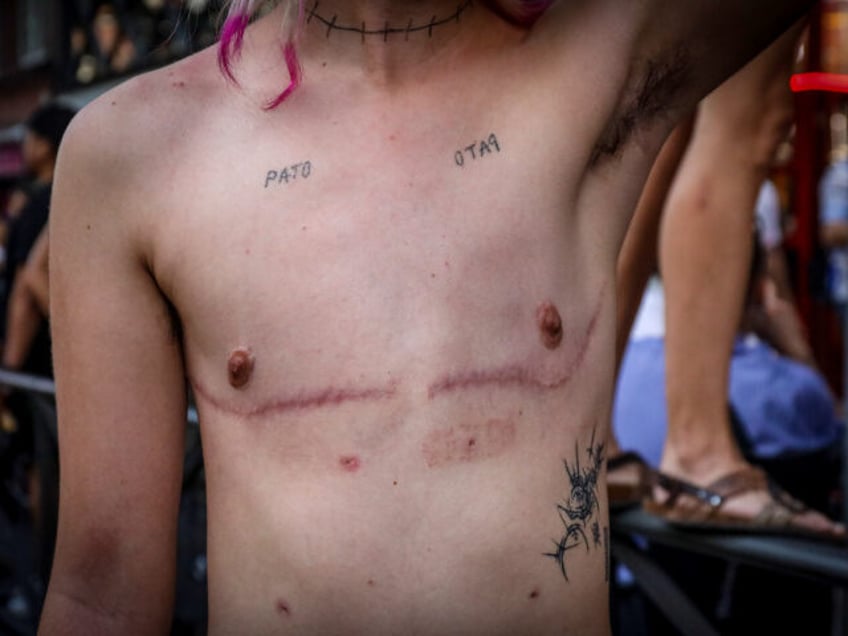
[
  {"xmin": 637, "ymin": 0, "xmax": 812, "ymax": 112},
  {"xmin": 41, "ymin": 98, "xmax": 187, "ymax": 633}
]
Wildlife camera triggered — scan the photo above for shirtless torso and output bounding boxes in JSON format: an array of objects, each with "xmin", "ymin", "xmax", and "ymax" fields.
[{"xmin": 41, "ymin": 1, "xmax": 810, "ymax": 634}]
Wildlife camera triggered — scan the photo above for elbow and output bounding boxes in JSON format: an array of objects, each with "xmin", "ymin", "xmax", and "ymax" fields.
[{"xmin": 43, "ymin": 526, "xmax": 175, "ymax": 635}]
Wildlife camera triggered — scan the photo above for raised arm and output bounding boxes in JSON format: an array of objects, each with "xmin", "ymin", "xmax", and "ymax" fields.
[
  {"xmin": 636, "ymin": 0, "xmax": 812, "ymax": 114},
  {"xmin": 38, "ymin": 101, "xmax": 188, "ymax": 635}
]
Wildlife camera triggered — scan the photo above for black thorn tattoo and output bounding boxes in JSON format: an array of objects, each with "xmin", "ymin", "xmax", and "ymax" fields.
[
  {"xmin": 383, "ymin": 21, "xmax": 389, "ymax": 42},
  {"xmin": 544, "ymin": 425, "xmax": 605, "ymax": 581},
  {"xmin": 326, "ymin": 14, "xmax": 337, "ymax": 38},
  {"xmin": 307, "ymin": 0, "xmax": 319, "ymax": 23},
  {"xmin": 406, "ymin": 18, "xmax": 413, "ymax": 41},
  {"xmin": 428, "ymin": 15, "xmax": 437, "ymax": 38}
]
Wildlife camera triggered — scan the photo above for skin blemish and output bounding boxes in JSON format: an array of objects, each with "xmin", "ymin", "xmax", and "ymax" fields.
[
  {"xmin": 422, "ymin": 419, "xmax": 517, "ymax": 468},
  {"xmin": 393, "ymin": 480, "xmax": 398, "ymax": 486},
  {"xmin": 276, "ymin": 599, "xmax": 291, "ymax": 617},
  {"xmin": 339, "ymin": 455, "xmax": 361, "ymax": 472},
  {"xmin": 367, "ymin": 579, "xmax": 376, "ymax": 587},
  {"xmin": 529, "ymin": 589, "xmax": 540, "ymax": 599},
  {"xmin": 227, "ymin": 347, "xmax": 255, "ymax": 389},
  {"xmin": 537, "ymin": 301, "xmax": 563, "ymax": 350}
]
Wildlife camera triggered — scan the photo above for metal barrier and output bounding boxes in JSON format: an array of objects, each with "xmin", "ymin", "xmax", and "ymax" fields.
[{"xmin": 611, "ymin": 506, "xmax": 848, "ymax": 634}]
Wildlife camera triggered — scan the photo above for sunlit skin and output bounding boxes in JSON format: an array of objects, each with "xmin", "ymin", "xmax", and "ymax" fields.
[{"xmin": 41, "ymin": 1, "xmax": 813, "ymax": 634}]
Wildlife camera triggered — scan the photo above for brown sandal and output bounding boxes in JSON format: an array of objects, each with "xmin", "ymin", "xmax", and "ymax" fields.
[{"xmin": 643, "ymin": 467, "xmax": 845, "ymax": 542}]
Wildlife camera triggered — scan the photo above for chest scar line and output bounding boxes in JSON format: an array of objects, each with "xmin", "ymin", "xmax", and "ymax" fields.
[
  {"xmin": 426, "ymin": 287, "xmax": 605, "ymax": 400},
  {"xmin": 190, "ymin": 378, "xmax": 398, "ymax": 417},
  {"xmin": 189, "ymin": 287, "xmax": 606, "ymax": 417}
]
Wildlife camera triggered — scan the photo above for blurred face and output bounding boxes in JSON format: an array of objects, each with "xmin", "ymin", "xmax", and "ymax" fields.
[{"xmin": 21, "ymin": 130, "xmax": 52, "ymax": 174}]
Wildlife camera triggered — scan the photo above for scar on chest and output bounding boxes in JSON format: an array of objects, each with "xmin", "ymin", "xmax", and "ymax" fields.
[
  {"xmin": 228, "ymin": 347, "xmax": 255, "ymax": 388},
  {"xmin": 421, "ymin": 418, "xmax": 517, "ymax": 468},
  {"xmin": 191, "ymin": 376, "xmax": 399, "ymax": 418},
  {"xmin": 428, "ymin": 288, "xmax": 605, "ymax": 399}
]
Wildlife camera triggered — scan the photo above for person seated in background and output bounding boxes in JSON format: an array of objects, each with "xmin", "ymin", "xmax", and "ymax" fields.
[
  {"xmin": 613, "ymin": 228, "xmax": 843, "ymax": 515},
  {"xmin": 612, "ymin": 226, "xmax": 843, "ymax": 635}
]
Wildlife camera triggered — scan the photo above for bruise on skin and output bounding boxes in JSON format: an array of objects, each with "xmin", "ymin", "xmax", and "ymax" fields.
[
  {"xmin": 228, "ymin": 347, "xmax": 255, "ymax": 389},
  {"xmin": 421, "ymin": 419, "xmax": 517, "ymax": 468},
  {"xmin": 339, "ymin": 455, "xmax": 361, "ymax": 472},
  {"xmin": 537, "ymin": 301, "xmax": 563, "ymax": 350}
]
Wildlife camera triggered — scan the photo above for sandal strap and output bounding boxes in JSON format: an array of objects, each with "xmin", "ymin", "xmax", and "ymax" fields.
[
  {"xmin": 655, "ymin": 472, "xmax": 724, "ymax": 509},
  {"xmin": 707, "ymin": 467, "xmax": 769, "ymax": 500}
]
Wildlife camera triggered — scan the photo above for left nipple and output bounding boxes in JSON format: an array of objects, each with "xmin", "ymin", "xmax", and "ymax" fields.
[
  {"xmin": 228, "ymin": 347, "xmax": 255, "ymax": 389},
  {"xmin": 537, "ymin": 302, "xmax": 563, "ymax": 350}
]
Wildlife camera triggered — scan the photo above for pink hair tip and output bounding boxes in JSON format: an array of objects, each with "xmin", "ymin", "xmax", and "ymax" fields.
[
  {"xmin": 264, "ymin": 41, "xmax": 302, "ymax": 109},
  {"xmin": 218, "ymin": 13, "xmax": 251, "ymax": 82}
]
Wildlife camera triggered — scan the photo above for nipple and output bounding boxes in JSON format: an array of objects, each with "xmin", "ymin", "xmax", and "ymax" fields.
[
  {"xmin": 537, "ymin": 302, "xmax": 563, "ymax": 350},
  {"xmin": 228, "ymin": 347, "xmax": 255, "ymax": 389}
]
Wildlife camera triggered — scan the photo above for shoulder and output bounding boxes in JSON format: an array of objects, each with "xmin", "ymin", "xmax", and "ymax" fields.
[
  {"xmin": 63, "ymin": 45, "xmax": 225, "ymax": 173},
  {"xmin": 56, "ymin": 46, "xmax": 232, "ymax": 227}
]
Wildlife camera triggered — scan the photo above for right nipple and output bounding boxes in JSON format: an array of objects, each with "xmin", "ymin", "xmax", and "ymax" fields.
[{"xmin": 228, "ymin": 347, "xmax": 255, "ymax": 389}]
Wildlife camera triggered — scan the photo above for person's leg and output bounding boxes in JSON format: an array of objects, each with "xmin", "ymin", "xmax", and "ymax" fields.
[
  {"xmin": 609, "ymin": 116, "xmax": 695, "ymax": 460},
  {"xmin": 658, "ymin": 25, "xmax": 839, "ymax": 532}
]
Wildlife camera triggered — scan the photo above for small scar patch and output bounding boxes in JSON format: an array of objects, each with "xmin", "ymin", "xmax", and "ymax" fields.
[
  {"xmin": 536, "ymin": 302, "xmax": 563, "ymax": 350},
  {"xmin": 339, "ymin": 455, "xmax": 361, "ymax": 472},
  {"xmin": 227, "ymin": 347, "xmax": 255, "ymax": 389},
  {"xmin": 276, "ymin": 599, "xmax": 291, "ymax": 617},
  {"xmin": 421, "ymin": 419, "xmax": 517, "ymax": 468}
]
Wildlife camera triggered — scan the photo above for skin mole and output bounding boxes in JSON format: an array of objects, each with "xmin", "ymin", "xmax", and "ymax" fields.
[
  {"xmin": 227, "ymin": 347, "xmax": 255, "ymax": 389},
  {"xmin": 529, "ymin": 589, "xmax": 540, "ymax": 599},
  {"xmin": 536, "ymin": 301, "xmax": 563, "ymax": 350}
]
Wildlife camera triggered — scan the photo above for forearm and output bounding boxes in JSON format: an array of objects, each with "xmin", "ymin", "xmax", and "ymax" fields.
[
  {"xmin": 24, "ymin": 264, "xmax": 50, "ymax": 317},
  {"xmin": 40, "ymin": 580, "xmax": 173, "ymax": 636},
  {"xmin": 3, "ymin": 271, "xmax": 43, "ymax": 368}
]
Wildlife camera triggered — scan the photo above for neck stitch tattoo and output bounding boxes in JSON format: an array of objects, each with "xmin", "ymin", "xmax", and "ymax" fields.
[{"xmin": 306, "ymin": 0, "xmax": 474, "ymax": 41}]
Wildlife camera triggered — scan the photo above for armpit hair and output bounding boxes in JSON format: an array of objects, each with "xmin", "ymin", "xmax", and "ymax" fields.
[{"xmin": 590, "ymin": 47, "xmax": 690, "ymax": 167}]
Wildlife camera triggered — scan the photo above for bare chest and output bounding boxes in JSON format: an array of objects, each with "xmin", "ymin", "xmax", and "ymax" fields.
[{"xmin": 150, "ymin": 90, "xmax": 618, "ymax": 419}]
